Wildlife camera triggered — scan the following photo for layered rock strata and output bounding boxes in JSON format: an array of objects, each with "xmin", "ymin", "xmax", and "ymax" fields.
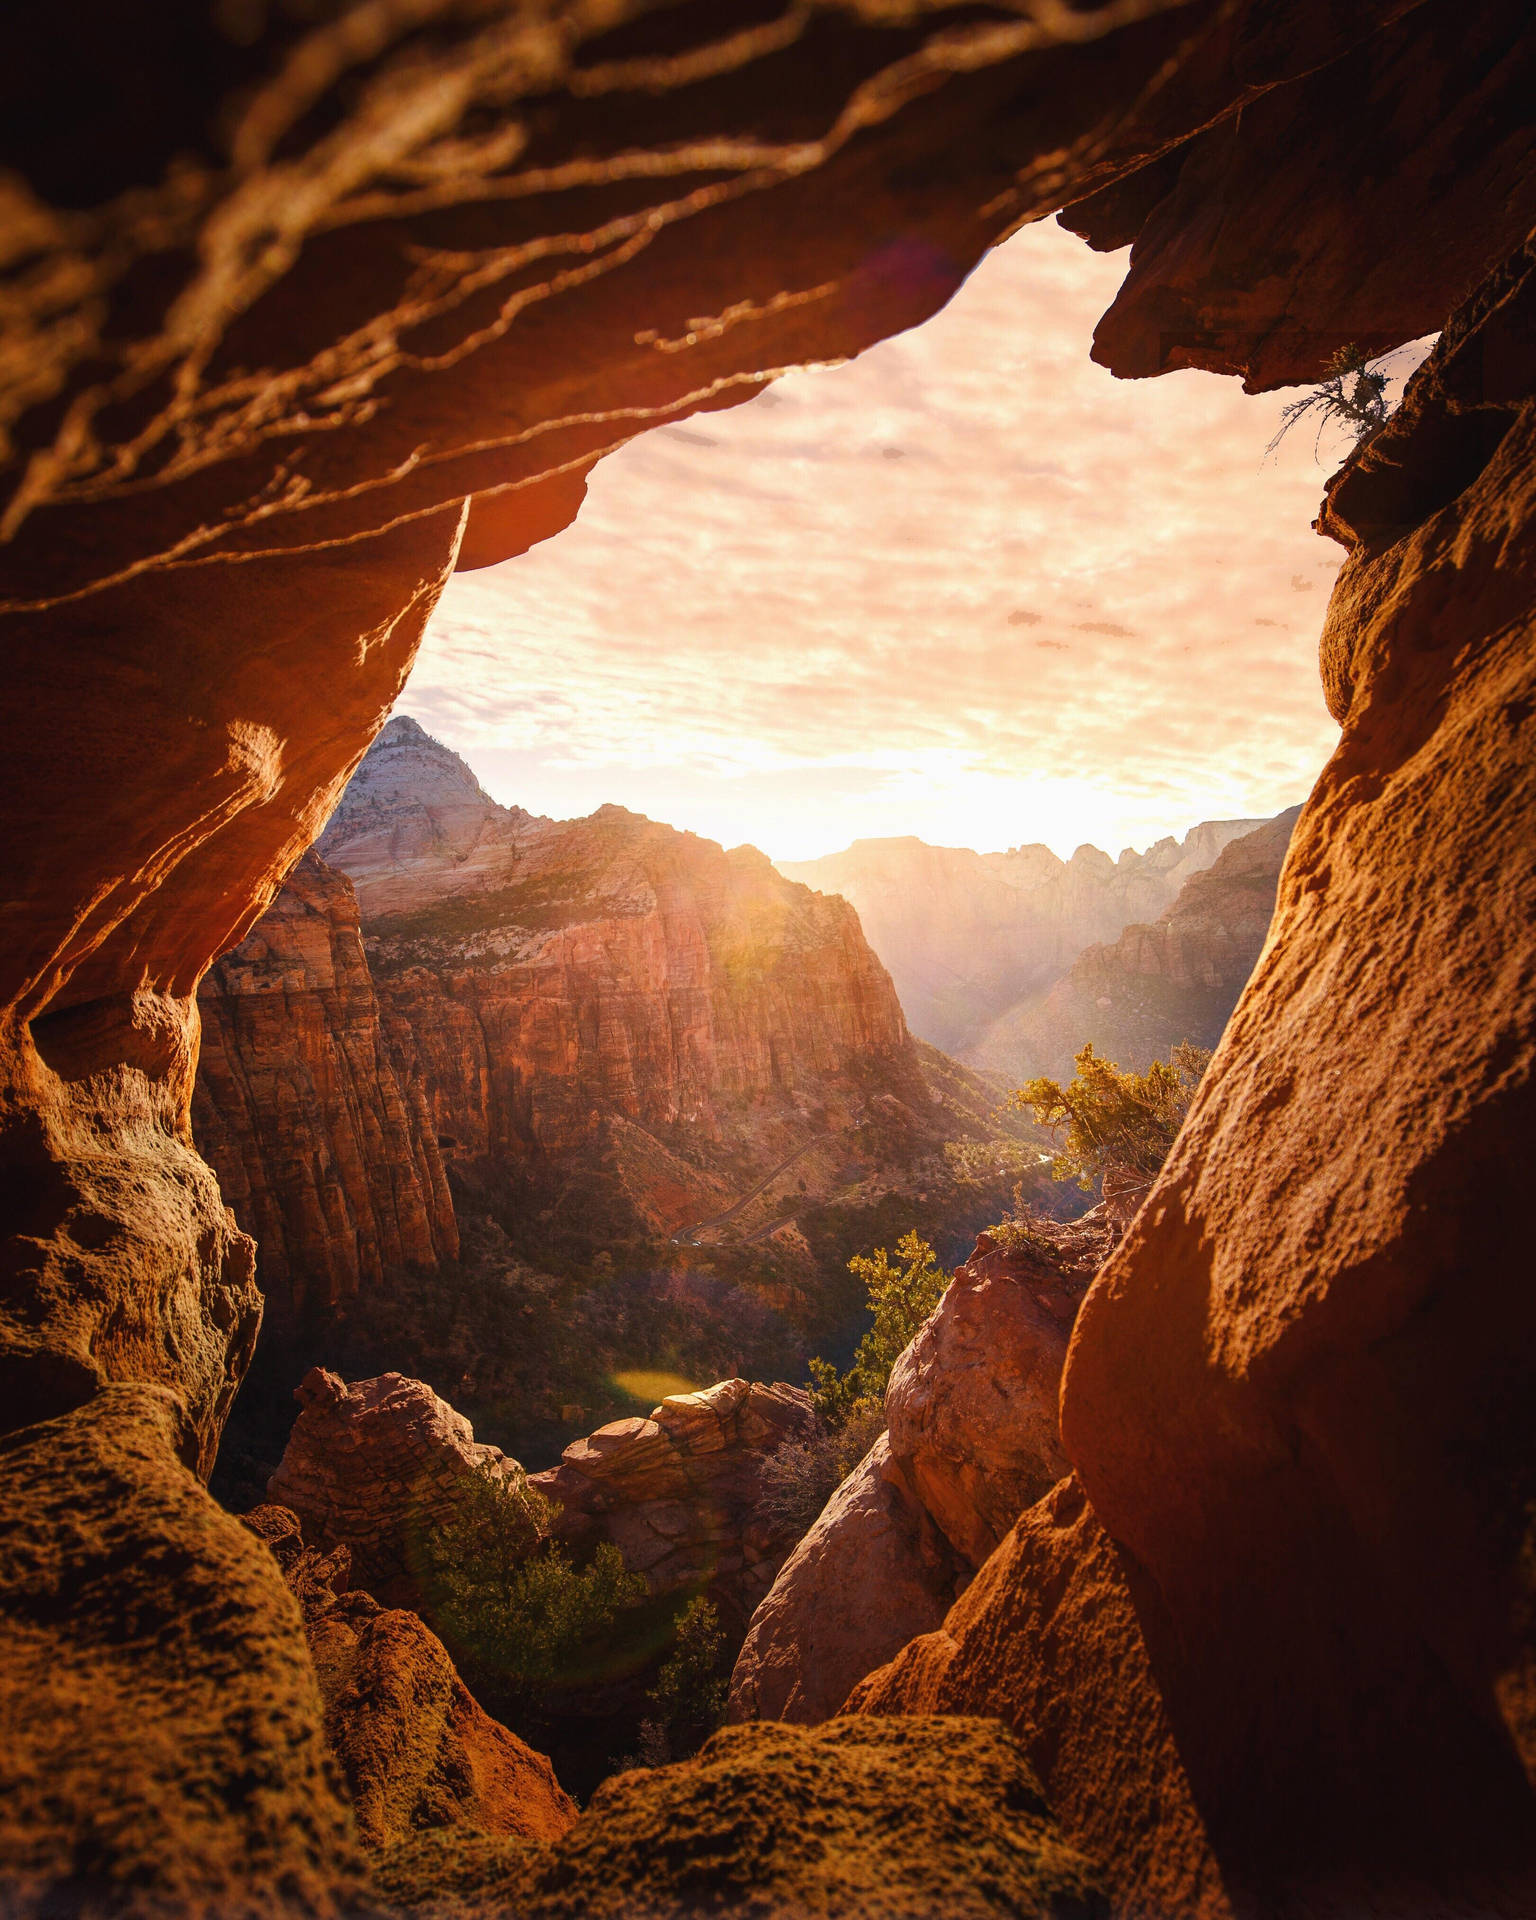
[
  {"xmin": 193, "ymin": 851, "xmax": 457, "ymax": 1325},
  {"xmin": 318, "ymin": 719, "xmax": 926, "ymax": 1215},
  {"xmin": 267, "ymin": 1368, "xmax": 526, "ymax": 1606},
  {"xmin": 530, "ymin": 1377, "xmax": 817, "ymax": 1629},
  {"xmin": 4, "ymin": 2, "xmax": 1535, "ymax": 1912},
  {"xmin": 967, "ymin": 806, "xmax": 1301, "ymax": 1083},
  {"xmin": 780, "ymin": 817, "xmax": 1266, "ymax": 1053},
  {"xmin": 244, "ymin": 1505, "xmax": 577, "ymax": 1851},
  {"xmin": 730, "ymin": 1212, "xmax": 1113, "ymax": 1724}
]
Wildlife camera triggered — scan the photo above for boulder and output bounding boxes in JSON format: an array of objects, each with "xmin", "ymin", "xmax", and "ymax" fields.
[
  {"xmin": 267, "ymin": 1368, "xmax": 526, "ymax": 1605},
  {"xmin": 243, "ymin": 1504, "xmax": 576, "ymax": 1853},
  {"xmin": 726, "ymin": 1434, "xmax": 964, "ymax": 1728},
  {"xmin": 730, "ymin": 1213, "xmax": 1112, "ymax": 1724},
  {"xmin": 531, "ymin": 1378, "xmax": 816, "ymax": 1629}
]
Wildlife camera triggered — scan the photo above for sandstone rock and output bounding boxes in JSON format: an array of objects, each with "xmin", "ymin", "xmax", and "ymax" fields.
[
  {"xmin": 726, "ymin": 1433, "xmax": 964, "ymax": 1729},
  {"xmin": 885, "ymin": 1217, "xmax": 1113, "ymax": 1567},
  {"xmin": 242, "ymin": 1503, "xmax": 577, "ymax": 1853},
  {"xmin": 531, "ymin": 1378, "xmax": 817, "ymax": 1629},
  {"xmin": 519, "ymin": 1715, "xmax": 1106, "ymax": 1920},
  {"xmin": 848, "ymin": 1477, "xmax": 1226, "ymax": 1920},
  {"xmin": 780, "ymin": 817, "xmax": 1267, "ymax": 1053},
  {"xmin": 967, "ymin": 807, "xmax": 1300, "ymax": 1085},
  {"xmin": 731, "ymin": 1213, "xmax": 1112, "ymax": 1726},
  {"xmin": 193, "ymin": 850, "xmax": 457, "ymax": 1325},
  {"xmin": 0, "ymin": 1388, "xmax": 365, "ymax": 1918},
  {"xmin": 268, "ymin": 1368, "xmax": 526, "ymax": 1606}
]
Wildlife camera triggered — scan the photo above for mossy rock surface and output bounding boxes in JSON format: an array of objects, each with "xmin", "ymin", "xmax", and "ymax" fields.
[{"xmin": 376, "ymin": 1715, "xmax": 1106, "ymax": 1919}]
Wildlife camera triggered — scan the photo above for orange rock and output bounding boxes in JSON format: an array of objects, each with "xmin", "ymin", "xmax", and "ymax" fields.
[{"xmin": 193, "ymin": 851, "xmax": 457, "ymax": 1325}]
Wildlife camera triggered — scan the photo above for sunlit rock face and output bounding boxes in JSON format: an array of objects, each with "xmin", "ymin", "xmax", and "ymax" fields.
[
  {"xmin": 193, "ymin": 851, "xmax": 458, "ymax": 1327},
  {"xmin": 531, "ymin": 1377, "xmax": 817, "ymax": 1629},
  {"xmin": 731, "ymin": 1211, "xmax": 1113, "ymax": 1727},
  {"xmin": 318, "ymin": 717, "xmax": 928, "ymax": 1217},
  {"xmin": 779, "ymin": 818, "xmax": 1264, "ymax": 1053},
  {"xmin": 857, "ymin": 245, "xmax": 1536, "ymax": 1918},
  {"xmin": 2, "ymin": 0, "xmax": 1534, "ymax": 1911},
  {"xmin": 965, "ymin": 805, "xmax": 1301, "ymax": 1083}
]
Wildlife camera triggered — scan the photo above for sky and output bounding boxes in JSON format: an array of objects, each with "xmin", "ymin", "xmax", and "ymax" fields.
[{"xmin": 403, "ymin": 216, "xmax": 1427, "ymax": 864}]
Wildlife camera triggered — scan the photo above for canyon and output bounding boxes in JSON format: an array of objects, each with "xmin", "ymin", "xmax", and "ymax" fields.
[
  {"xmin": 782, "ymin": 815, "xmax": 1268, "ymax": 1056},
  {"xmin": 2, "ymin": 3, "xmax": 1535, "ymax": 1917}
]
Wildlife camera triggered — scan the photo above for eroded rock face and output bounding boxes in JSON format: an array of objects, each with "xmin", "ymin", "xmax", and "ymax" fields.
[
  {"xmin": 318, "ymin": 720, "xmax": 924, "ymax": 1221},
  {"xmin": 268, "ymin": 1367, "xmax": 524, "ymax": 1605},
  {"xmin": 193, "ymin": 851, "xmax": 457, "ymax": 1326},
  {"xmin": 967, "ymin": 806, "xmax": 1300, "ymax": 1083},
  {"xmin": 531, "ymin": 1378, "xmax": 817, "ymax": 1629},
  {"xmin": 731, "ymin": 1212, "xmax": 1113, "ymax": 1725}
]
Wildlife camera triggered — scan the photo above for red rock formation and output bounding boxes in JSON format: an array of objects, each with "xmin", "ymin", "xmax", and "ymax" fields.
[
  {"xmin": 193, "ymin": 852, "xmax": 457, "ymax": 1325},
  {"xmin": 268, "ymin": 1368, "xmax": 527, "ymax": 1606},
  {"xmin": 3, "ymin": 3, "xmax": 1534, "ymax": 1910},
  {"xmin": 530, "ymin": 1377, "xmax": 817, "ymax": 1630},
  {"xmin": 730, "ymin": 1212, "xmax": 1112, "ymax": 1726},
  {"xmin": 967, "ymin": 806, "xmax": 1299, "ymax": 1083},
  {"xmin": 244, "ymin": 1504, "xmax": 577, "ymax": 1851},
  {"xmin": 319, "ymin": 719, "xmax": 929, "ymax": 1218}
]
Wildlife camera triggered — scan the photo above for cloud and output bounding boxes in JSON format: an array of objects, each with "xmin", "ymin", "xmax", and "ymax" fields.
[{"xmin": 406, "ymin": 219, "xmax": 1430, "ymax": 861}]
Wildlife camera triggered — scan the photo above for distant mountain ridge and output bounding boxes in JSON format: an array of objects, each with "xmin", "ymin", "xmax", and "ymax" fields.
[
  {"xmin": 779, "ymin": 817, "xmax": 1270, "ymax": 1054},
  {"xmin": 964, "ymin": 806, "xmax": 1303, "ymax": 1084}
]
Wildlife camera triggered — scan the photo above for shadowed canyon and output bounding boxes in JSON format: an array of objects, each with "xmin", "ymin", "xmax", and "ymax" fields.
[{"xmin": 2, "ymin": 3, "xmax": 1535, "ymax": 1918}]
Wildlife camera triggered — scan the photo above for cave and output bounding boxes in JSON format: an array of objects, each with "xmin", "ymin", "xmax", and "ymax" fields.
[{"xmin": 1, "ymin": 2, "xmax": 1534, "ymax": 1916}]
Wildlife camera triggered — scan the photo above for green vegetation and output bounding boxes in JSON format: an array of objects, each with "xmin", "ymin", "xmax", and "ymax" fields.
[
  {"xmin": 420, "ymin": 1469, "xmax": 647, "ymax": 1724},
  {"xmin": 1012, "ymin": 1041, "xmax": 1208, "ymax": 1196},
  {"xmin": 624, "ymin": 1596, "xmax": 729, "ymax": 1767},
  {"xmin": 808, "ymin": 1230, "xmax": 950, "ymax": 1430},
  {"xmin": 1266, "ymin": 343, "xmax": 1392, "ymax": 461}
]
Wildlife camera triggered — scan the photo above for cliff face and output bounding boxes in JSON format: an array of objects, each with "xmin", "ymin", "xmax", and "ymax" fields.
[
  {"xmin": 779, "ymin": 818, "xmax": 1265, "ymax": 1053},
  {"xmin": 318, "ymin": 719, "xmax": 927, "ymax": 1233},
  {"xmin": 967, "ymin": 806, "xmax": 1301, "ymax": 1082},
  {"xmin": 192, "ymin": 852, "xmax": 457, "ymax": 1326}
]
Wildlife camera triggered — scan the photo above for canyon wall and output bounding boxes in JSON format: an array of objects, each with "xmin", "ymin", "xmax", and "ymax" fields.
[
  {"xmin": 320, "ymin": 717, "xmax": 933, "ymax": 1222},
  {"xmin": 780, "ymin": 817, "xmax": 1264, "ymax": 1052},
  {"xmin": 3, "ymin": 0, "xmax": 1535, "ymax": 1912},
  {"xmin": 967, "ymin": 805, "xmax": 1300, "ymax": 1083},
  {"xmin": 193, "ymin": 852, "xmax": 457, "ymax": 1327}
]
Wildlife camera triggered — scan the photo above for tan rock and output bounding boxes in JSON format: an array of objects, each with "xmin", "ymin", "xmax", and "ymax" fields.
[
  {"xmin": 885, "ymin": 1219, "xmax": 1111, "ymax": 1567},
  {"xmin": 268, "ymin": 1368, "xmax": 525, "ymax": 1605},
  {"xmin": 531, "ymin": 1379, "xmax": 816, "ymax": 1629},
  {"xmin": 727, "ymin": 1434, "xmax": 963, "ymax": 1728},
  {"xmin": 242, "ymin": 1503, "xmax": 576, "ymax": 1853},
  {"xmin": 730, "ymin": 1212, "xmax": 1111, "ymax": 1725}
]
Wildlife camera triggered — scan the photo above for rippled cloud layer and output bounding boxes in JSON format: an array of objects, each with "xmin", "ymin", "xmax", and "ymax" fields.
[{"xmin": 406, "ymin": 218, "xmax": 1424, "ymax": 860}]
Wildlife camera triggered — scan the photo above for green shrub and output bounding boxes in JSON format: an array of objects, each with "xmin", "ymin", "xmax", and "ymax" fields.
[
  {"xmin": 635, "ymin": 1596, "xmax": 728, "ymax": 1764},
  {"xmin": 1011, "ymin": 1041, "xmax": 1208, "ymax": 1195},
  {"xmin": 808, "ymin": 1231, "xmax": 949, "ymax": 1430},
  {"xmin": 421, "ymin": 1469, "xmax": 647, "ymax": 1710}
]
